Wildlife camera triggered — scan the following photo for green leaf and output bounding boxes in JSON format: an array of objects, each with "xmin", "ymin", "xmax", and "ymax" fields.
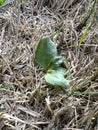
[
  {"xmin": 78, "ymin": 20, "xmax": 92, "ymax": 48},
  {"xmin": 0, "ymin": 84, "xmax": 9, "ymax": 88},
  {"xmin": 48, "ymin": 56, "xmax": 65, "ymax": 69},
  {"xmin": 35, "ymin": 37, "xmax": 57, "ymax": 70},
  {"xmin": 0, "ymin": 107, "xmax": 3, "ymax": 112},
  {"xmin": 45, "ymin": 69, "xmax": 69, "ymax": 92},
  {"xmin": 0, "ymin": 0, "xmax": 4, "ymax": 5}
]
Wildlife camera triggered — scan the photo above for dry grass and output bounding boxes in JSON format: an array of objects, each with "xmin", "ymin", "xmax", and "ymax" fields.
[{"xmin": 0, "ymin": 0, "xmax": 98, "ymax": 130}]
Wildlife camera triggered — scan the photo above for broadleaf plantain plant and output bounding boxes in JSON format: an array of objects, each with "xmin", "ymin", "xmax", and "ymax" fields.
[{"xmin": 35, "ymin": 37, "xmax": 69, "ymax": 93}]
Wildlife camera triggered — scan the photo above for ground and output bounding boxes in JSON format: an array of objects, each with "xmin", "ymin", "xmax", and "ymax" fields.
[{"xmin": 0, "ymin": 0, "xmax": 98, "ymax": 130}]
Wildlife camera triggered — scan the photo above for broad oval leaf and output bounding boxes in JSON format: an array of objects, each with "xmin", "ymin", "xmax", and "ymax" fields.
[
  {"xmin": 35, "ymin": 37, "xmax": 57, "ymax": 70},
  {"xmin": 45, "ymin": 69, "xmax": 69, "ymax": 89}
]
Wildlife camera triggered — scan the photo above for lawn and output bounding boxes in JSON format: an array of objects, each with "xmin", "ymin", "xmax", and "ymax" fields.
[{"xmin": 0, "ymin": 0, "xmax": 98, "ymax": 130}]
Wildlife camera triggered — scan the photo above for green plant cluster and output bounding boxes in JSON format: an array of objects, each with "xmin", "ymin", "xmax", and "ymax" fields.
[{"xmin": 35, "ymin": 37, "xmax": 69, "ymax": 92}]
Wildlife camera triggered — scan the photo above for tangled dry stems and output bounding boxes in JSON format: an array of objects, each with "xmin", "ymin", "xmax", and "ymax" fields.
[{"xmin": 0, "ymin": 0, "xmax": 98, "ymax": 130}]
